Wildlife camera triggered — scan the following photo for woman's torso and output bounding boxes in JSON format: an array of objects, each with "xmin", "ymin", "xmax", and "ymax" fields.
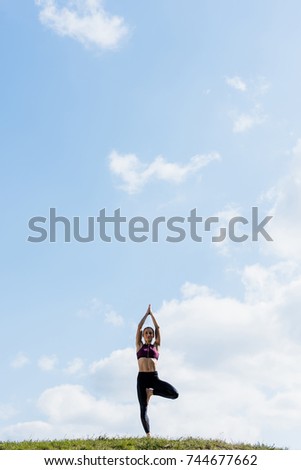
[{"xmin": 136, "ymin": 343, "xmax": 159, "ymax": 372}]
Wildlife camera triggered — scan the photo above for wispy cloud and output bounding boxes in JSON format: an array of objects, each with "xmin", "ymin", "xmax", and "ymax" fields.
[
  {"xmin": 263, "ymin": 137, "xmax": 301, "ymax": 260},
  {"xmin": 0, "ymin": 404, "xmax": 17, "ymax": 421},
  {"xmin": 255, "ymin": 76, "xmax": 270, "ymax": 96},
  {"xmin": 64, "ymin": 358, "xmax": 84, "ymax": 375},
  {"xmin": 77, "ymin": 297, "xmax": 102, "ymax": 318},
  {"xmin": 226, "ymin": 75, "xmax": 269, "ymax": 133},
  {"xmin": 211, "ymin": 205, "xmax": 244, "ymax": 256},
  {"xmin": 77, "ymin": 297, "xmax": 124, "ymax": 327},
  {"xmin": 226, "ymin": 76, "xmax": 247, "ymax": 92},
  {"xmin": 233, "ymin": 106, "xmax": 266, "ymax": 133},
  {"xmin": 38, "ymin": 355, "xmax": 58, "ymax": 371},
  {"xmin": 35, "ymin": 0, "xmax": 128, "ymax": 50},
  {"xmin": 10, "ymin": 352, "xmax": 30, "ymax": 369},
  {"xmin": 105, "ymin": 309, "xmax": 124, "ymax": 327},
  {"xmin": 108, "ymin": 150, "xmax": 221, "ymax": 194}
]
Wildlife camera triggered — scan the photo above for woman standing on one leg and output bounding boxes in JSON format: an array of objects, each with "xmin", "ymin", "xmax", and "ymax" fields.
[{"xmin": 136, "ymin": 304, "xmax": 179, "ymax": 437}]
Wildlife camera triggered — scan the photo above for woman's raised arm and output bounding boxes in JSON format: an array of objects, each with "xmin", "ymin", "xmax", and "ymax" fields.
[
  {"xmin": 149, "ymin": 307, "xmax": 160, "ymax": 347},
  {"xmin": 136, "ymin": 304, "xmax": 151, "ymax": 348}
]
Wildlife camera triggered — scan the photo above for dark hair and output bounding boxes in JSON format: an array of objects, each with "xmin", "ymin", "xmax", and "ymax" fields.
[{"xmin": 142, "ymin": 326, "xmax": 154, "ymax": 335}]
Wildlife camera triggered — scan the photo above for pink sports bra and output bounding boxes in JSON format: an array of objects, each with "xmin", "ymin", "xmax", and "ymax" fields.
[{"xmin": 137, "ymin": 343, "xmax": 159, "ymax": 360}]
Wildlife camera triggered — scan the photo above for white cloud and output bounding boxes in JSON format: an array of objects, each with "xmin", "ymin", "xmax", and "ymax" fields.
[
  {"xmin": 0, "ymin": 421, "xmax": 53, "ymax": 442},
  {"xmin": 263, "ymin": 137, "xmax": 301, "ymax": 260},
  {"xmin": 0, "ymin": 385, "xmax": 136, "ymax": 441},
  {"xmin": 241, "ymin": 262, "xmax": 297, "ymax": 304},
  {"xmin": 226, "ymin": 76, "xmax": 269, "ymax": 133},
  {"xmin": 0, "ymin": 404, "xmax": 18, "ymax": 421},
  {"xmin": 180, "ymin": 281, "xmax": 214, "ymax": 299},
  {"xmin": 108, "ymin": 150, "xmax": 221, "ymax": 194},
  {"xmin": 64, "ymin": 357, "xmax": 84, "ymax": 375},
  {"xmin": 210, "ymin": 205, "xmax": 245, "ymax": 256},
  {"xmin": 233, "ymin": 108, "xmax": 266, "ymax": 133},
  {"xmin": 233, "ymin": 113, "xmax": 256, "ymax": 133},
  {"xmin": 226, "ymin": 76, "xmax": 247, "ymax": 92},
  {"xmin": 77, "ymin": 298, "xmax": 124, "ymax": 326},
  {"xmin": 38, "ymin": 355, "xmax": 58, "ymax": 371},
  {"xmin": 226, "ymin": 76, "xmax": 270, "ymax": 95},
  {"xmin": 35, "ymin": 0, "xmax": 128, "ymax": 50},
  {"xmin": 154, "ymin": 273, "xmax": 301, "ymax": 448},
  {"xmin": 105, "ymin": 309, "xmax": 124, "ymax": 326},
  {"xmin": 10, "ymin": 352, "xmax": 30, "ymax": 369},
  {"xmin": 255, "ymin": 76, "xmax": 270, "ymax": 96},
  {"xmin": 77, "ymin": 297, "xmax": 102, "ymax": 318},
  {"xmin": 292, "ymin": 138, "xmax": 301, "ymax": 156},
  {"xmin": 89, "ymin": 348, "xmax": 136, "ymax": 401}
]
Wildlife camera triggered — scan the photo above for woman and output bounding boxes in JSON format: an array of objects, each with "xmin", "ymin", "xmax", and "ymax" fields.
[{"xmin": 136, "ymin": 304, "xmax": 179, "ymax": 437}]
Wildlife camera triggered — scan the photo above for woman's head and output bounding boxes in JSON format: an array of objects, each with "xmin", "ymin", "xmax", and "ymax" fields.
[{"xmin": 142, "ymin": 327, "xmax": 154, "ymax": 344}]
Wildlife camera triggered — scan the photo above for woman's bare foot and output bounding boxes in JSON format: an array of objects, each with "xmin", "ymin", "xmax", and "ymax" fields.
[{"xmin": 146, "ymin": 388, "xmax": 153, "ymax": 404}]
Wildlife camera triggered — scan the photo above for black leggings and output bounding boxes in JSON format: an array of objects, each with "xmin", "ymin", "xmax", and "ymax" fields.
[{"xmin": 137, "ymin": 371, "xmax": 179, "ymax": 434}]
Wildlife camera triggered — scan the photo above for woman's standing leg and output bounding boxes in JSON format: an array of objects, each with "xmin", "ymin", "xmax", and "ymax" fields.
[{"xmin": 137, "ymin": 374, "xmax": 151, "ymax": 435}]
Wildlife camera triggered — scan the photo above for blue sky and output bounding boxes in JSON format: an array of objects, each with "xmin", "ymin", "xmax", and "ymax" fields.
[{"xmin": 1, "ymin": 0, "xmax": 301, "ymax": 449}]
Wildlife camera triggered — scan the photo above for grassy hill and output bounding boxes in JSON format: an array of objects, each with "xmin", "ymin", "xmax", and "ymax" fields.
[{"xmin": 0, "ymin": 436, "xmax": 283, "ymax": 450}]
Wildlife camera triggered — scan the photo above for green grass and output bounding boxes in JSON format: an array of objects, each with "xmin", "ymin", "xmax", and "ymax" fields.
[{"xmin": 0, "ymin": 436, "xmax": 283, "ymax": 450}]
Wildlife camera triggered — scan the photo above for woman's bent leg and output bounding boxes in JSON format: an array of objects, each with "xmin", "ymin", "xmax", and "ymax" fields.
[{"xmin": 153, "ymin": 376, "xmax": 179, "ymax": 400}]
